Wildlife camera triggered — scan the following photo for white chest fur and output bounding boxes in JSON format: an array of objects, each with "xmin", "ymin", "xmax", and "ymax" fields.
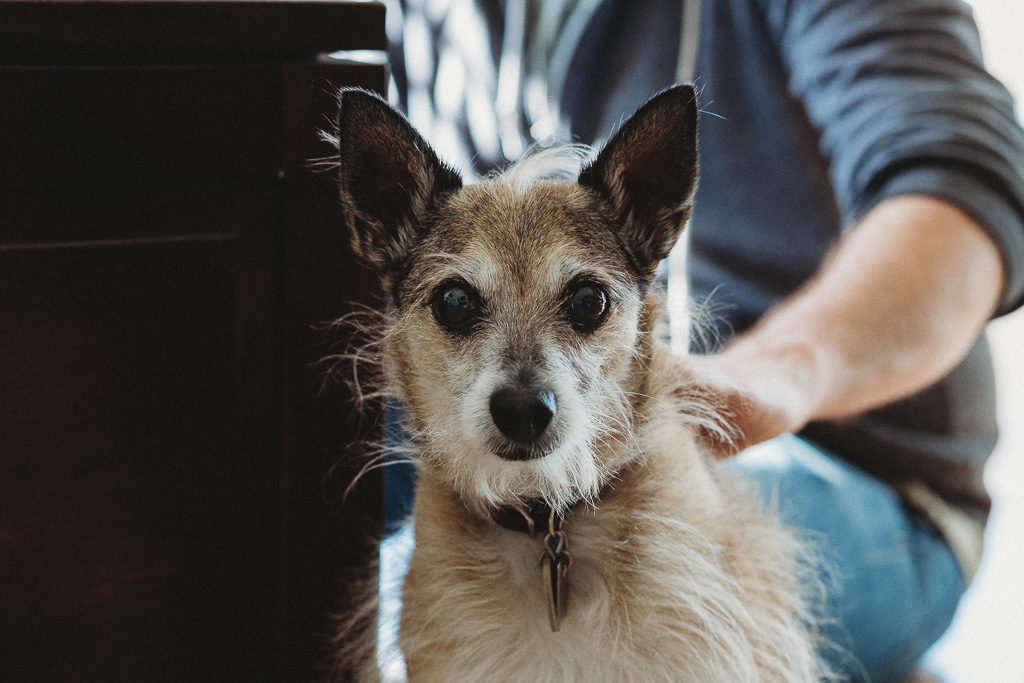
[{"xmin": 398, "ymin": 443, "xmax": 820, "ymax": 682}]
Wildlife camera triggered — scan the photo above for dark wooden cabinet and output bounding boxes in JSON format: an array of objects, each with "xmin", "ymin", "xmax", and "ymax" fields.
[{"xmin": 0, "ymin": 3, "xmax": 387, "ymax": 680}]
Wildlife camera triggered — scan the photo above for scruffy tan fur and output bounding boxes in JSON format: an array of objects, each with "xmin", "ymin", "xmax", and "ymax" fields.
[
  {"xmin": 400, "ymin": 348, "xmax": 819, "ymax": 681},
  {"xmin": 332, "ymin": 86, "xmax": 822, "ymax": 681}
]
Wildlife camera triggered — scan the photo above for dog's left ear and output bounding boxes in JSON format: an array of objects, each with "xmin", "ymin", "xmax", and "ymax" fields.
[
  {"xmin": 578, "ymin": 85, "xmax": 698, "ymax": 276},
  {"xmin": 336, "ymin": 88, "xmax": 463, "ymax": 277}
]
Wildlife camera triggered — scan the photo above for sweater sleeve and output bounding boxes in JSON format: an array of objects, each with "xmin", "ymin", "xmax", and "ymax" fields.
[{"xmin": 756, "ymin": 0, "xmax": 1024, "ymax": 315}]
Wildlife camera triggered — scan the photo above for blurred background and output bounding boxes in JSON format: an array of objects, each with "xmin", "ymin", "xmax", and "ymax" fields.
[{"xmin": 925, "ymin": 3, "xmax": 1024, "ymax": 680}]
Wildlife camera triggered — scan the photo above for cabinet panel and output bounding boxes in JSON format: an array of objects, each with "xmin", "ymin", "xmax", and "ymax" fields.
[
  {"xmin": 0, "ymin": 65, "xmax": 282, "ymax": 244},
  {"xmin": 0, "ymin": 3, "xmax": 388, "ymax": 679},
  {"xmin": 0, "ymin": 238, "xmax": 279, "ymax": 681}
]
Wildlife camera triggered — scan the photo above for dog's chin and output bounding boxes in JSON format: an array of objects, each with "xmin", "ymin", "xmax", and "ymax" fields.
[{"xmin": 442, "ymin": 436, "xmax": 604, "ymax": 512}]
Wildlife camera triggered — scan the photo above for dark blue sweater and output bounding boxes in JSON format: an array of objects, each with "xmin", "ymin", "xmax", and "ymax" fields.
[{"xmin": 387, "ymin": 0, "xmax": 1024, "ymax": 519}]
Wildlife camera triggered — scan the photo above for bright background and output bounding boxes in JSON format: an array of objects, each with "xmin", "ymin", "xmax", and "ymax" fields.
[{"xmin": 924, "ymin": 2, "xmax": 1024, "ymax": 681}]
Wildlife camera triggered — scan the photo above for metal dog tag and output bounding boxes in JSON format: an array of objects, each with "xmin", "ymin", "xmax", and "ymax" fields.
[{"xmin": 541, "ymin": 553, "xmax": 568, "ymax": 632}]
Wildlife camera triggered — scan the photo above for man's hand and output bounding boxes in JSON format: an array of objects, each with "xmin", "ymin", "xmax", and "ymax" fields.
[
  {"xmin": 675, "ymin": 347, "xmax": 818, "ymax": 458},
  {"xmin": 675, "ymin": 195, "xmax": 1005, "ymax": 457}
]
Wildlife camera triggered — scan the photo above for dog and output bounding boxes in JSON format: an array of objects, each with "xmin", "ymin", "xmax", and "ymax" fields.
[{"xmin": 331, "ymin": 85, "xmax": 822, "ymax": 681}]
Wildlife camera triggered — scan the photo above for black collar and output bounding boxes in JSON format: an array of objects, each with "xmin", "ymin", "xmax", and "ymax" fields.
[
  {"xmin": 487, "ymin": 472, "xmax": 626, "ymax": 536},
  {"xmin": 490, "ymin": 498, "xmax": 574, "ymax": 537}
]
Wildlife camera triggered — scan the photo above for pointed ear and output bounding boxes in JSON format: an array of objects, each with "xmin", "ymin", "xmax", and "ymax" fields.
[
  {"xmin": 578, "ymin": 85, "xmax": 698, "ymax": 276},
  {"xmin": 336, "ymin": 88, "xmax": 462, "ymax": 276}
]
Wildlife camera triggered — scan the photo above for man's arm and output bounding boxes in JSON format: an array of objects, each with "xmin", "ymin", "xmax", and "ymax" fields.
[
  {"xmin": 683, "ymin": 0, "xmax": 1024, "ymax": 454},
  {"xmin": 689, "ymin": 194, "xmax": 1005, "ymax": 455},
  {"xmin": 754, "ymin": 0, "xmax": 1024, "ymax": 315}
]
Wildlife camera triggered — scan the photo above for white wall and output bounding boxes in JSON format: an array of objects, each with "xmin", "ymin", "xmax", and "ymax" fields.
[{"xmin": 925, "ymin": 2, "xmax": 1024, "ymax": 681}]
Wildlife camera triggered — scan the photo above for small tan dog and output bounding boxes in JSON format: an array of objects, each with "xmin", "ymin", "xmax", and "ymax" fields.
[{"xmin": 333, "ymin": 85, "xmax": 821, "ymax": 681}]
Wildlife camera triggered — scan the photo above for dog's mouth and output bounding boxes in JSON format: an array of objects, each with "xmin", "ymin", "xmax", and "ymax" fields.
[{"xmin": 488, "ymin": 437, "xmax": 553, "ymax": 461}]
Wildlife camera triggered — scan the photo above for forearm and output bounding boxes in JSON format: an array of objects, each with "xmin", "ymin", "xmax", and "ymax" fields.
[{"xmin": 717, "ymin": 195, "xmax": 1004, "ymax": 431}]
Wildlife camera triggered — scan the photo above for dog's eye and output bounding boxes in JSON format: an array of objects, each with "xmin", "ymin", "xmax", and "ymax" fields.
[
  {"xmin": 431, "ymin": 280, "xmax": 482, "ymax": 334},
  {"xmin": 566, "ymin": 281, "xmax": 609, "ymax": 331}
]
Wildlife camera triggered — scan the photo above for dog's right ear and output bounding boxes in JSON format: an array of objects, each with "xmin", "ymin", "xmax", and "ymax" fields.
[{"xmin": 336, "ymin": 88, "xmax": 462, "ymax": 276}]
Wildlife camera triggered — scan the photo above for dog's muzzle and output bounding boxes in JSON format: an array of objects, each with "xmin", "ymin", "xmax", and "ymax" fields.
[{"xmin": 489, "ymin": 385, "xmax": 556, "ymax": 457}]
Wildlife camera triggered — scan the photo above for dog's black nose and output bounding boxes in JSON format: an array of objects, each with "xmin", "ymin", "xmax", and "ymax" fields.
[{"xmin": 489, "ymin": 386, "xmax": 556, "ymax": 444}]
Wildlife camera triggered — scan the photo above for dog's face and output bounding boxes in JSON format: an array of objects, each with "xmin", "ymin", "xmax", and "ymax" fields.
[{"xmin": 336, "ymin": 87, "xmax": 697, "ymax": 511}]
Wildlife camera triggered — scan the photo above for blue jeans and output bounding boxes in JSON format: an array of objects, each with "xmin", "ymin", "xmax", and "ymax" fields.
[
  {"xmin": 380, "ymin": 435, "xmax": 965, "ymax": 681},
  {"xmin": 729, "ymin": 435, "xmax": 966, "ymax": 681}
]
